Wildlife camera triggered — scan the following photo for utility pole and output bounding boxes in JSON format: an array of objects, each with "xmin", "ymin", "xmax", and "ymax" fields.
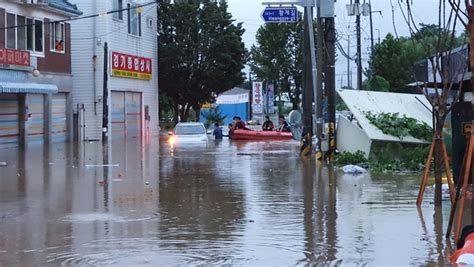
[
  {"xmin": 262, "ymin": 1, "xmax": 317, "ymax": 157},
  {"xmin": 102, "ymin": 42, "xmax": 109, "ymax": 142},
  {"xmin": 347, "ymin": 37, "xmax": 351, "ymax": 88},
  {"xmin": 315, "ymin": 5, "xmax": 324, "ymax": 159},
  {"xmin": 355, "ymin": 0, "xmax": 362, "ymax": 90},
  {"xmin": 325, "ymin": 15, "xmax": 336, "ymax": 160},
  {"xmin": 301, "ymin": 5, "xmax": 314, "ymax": 156},
  {"xmin": 369, "ymin": 0, "xmax": 374, "ymax": 57}
]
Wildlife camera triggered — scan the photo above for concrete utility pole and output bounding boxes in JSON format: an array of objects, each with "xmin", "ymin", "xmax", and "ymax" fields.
[
  {"xmin": 315, "ymin": 6, "xmax": 324, "ymax": 158},
  {"xmin": 102, "ymin": 42, "xmax": 109, "ymax": 142},
  {"xmin": 262, "ymin": 0, "xmax": 318, "ymax": 157},
  {"xmin": 369, "ymin": 0, "xmax": 374, "ymax": 57},
  {"xmin": 325, "ymin": 15, "xmax": 336, "ymax": 160}
]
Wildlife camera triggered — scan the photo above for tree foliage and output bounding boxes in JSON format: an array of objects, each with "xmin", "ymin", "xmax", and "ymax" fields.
[
  {"xmin": 366, "ymin": 24, "xmax": 467, "ymax": 92},
  {"xmin": 158, "ymin": 0, "xmax": 246, "ymax": 122},
  {"xmin": 248, "ymin": 17, "xmax": 304, "ymax": 110}
]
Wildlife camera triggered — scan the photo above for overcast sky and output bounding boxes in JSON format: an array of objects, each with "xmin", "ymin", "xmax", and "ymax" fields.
[{"xmin": 227, "ymin": 0, "xmax": 456, "ymax": 88}]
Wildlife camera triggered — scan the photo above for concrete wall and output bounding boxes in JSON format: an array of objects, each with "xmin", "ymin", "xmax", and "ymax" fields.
[{"xmin": 336, "ymin": 115, "xmax": 372, "ymax": 156}]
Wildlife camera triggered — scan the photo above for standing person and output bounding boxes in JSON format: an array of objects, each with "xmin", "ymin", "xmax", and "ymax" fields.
[
  {"xmin": 212, "ymin": 122, "xmax": 223, "ymax": 140},
  {"xmin": 227, "ymin": 123, "xmax": 233, "ymax": 139},
  {"xmin": 262, "ymin": 115, "xmax": 274, "ymax": 131},
  {"xmin": 277, "ymin": 115, "xmax": 291, "ymax": 132}
]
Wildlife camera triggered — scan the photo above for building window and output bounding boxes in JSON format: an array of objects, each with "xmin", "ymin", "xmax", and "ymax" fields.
[
  {"xmin": 5, "ymin": 13, "xmax": 43, "ymax": 53},
  {"xmin": 6, "ymin": 13, "xmax": 16, "ymax": 49},
  {"xmin": 127, "ymin": 4, "xmax": 141, "ymax": 36},
  {"xmin": 17, "ymin": 16, "xmax": 26, "ymax": 50},
  {"xmin": 113, "ymin": 0, "xmax": 123, "ymax": 20},
  {"xmin": 34, "ymin": 19, "xmax": 43, "ymax": 52},
  {"xmin": 50, "ymin": 22, "xmax": 65, "ymax": 52}
]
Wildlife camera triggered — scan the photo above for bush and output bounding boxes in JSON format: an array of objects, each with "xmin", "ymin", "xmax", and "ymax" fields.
[
  {"xmin": 365, "ymin": 112, "xmax": 432, "ymax": 141},
  {"xmin": 335, "ymin": 145, "xmax": 429, "ymax": 174},
  {"xmin": 202, "ymin": 106, "xmax": 226, "ymax": 128},
  {"xmin": 334, "ymin": 150, "xmax": 369, "ymax": 165}
]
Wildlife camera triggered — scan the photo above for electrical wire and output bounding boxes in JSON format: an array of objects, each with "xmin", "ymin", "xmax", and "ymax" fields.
[
  {"xmin": 70, "ymin": 4, "xmax": 157, "ymax": 41},
  {"xmin": 0, "ymin": 1, "xmax": 158, "ymax": 31}
]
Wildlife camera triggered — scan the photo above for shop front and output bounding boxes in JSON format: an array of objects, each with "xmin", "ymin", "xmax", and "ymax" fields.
[{"xmin": 0, "ymin": 47, "xmax": 67, "ymax": 148}]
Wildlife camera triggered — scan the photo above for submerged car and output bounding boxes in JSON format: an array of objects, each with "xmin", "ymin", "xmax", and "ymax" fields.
[{"xmin": 168, "ymin": 122, "xmax": 208, "ymax": 144}]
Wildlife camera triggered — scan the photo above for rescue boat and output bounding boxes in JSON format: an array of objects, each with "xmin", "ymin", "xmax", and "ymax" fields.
[
  {"xmin": 230, "ymin": 129, "xmax": 293, "ymax": 141},
  {"xmin": 451, "ymin": 225, "xmax": 474, "ymax": 264}
]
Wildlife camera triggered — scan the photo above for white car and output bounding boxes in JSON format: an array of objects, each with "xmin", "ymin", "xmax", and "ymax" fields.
[{"xmin": 168, "ymin": 122, "xmax": 208, "ymax": 144}]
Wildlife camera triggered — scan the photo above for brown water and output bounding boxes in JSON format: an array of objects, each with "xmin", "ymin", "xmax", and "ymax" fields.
[{"xmin": 0, "ymin": 137, "xmax": 456, "ymax": 265}]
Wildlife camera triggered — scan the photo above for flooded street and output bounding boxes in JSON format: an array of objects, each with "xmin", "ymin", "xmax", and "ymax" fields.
[{"xmin": 0, "ymin": 137, "xmax": 455, "ymax": 265}]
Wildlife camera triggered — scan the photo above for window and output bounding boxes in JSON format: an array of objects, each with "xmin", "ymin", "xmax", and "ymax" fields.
[
  {"xmin": 50, "ymin": 22, "xmax": 65, "ymax": 52},
  {"xmin": 113, "ymin": 0, "xmax": 123, "ymax": 20},
  {"xmin": 6, "ymin": 13, "xmax": 16, "ymax": 49},
  {"xmin": 5, "ymin": 13, "xmax": 43, "ymax": 53},
  {"xmin": 127, "ymin": 4, "xmax": 141, "ymax": 36},
  {"xmin": 17, "ymin": 16, "xmax": 26, "ymax": 50},
  {"xmin": 34, "ymin": 19, "xmax": 43, "ymax": 52},
  {"xmin": 26, "ymin": 18, "xmax": 34, "ymax": 51}
]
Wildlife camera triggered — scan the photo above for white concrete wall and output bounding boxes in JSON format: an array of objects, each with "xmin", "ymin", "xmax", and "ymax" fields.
[
  {"xmin": 336, "ymin": 115, "xmax": 372, "ymax": 156},
  {"xmin": 71, "ymin": 0, "xmax": 159, "ymax": 140},
  {"xmin": 71, "ymin": 0, "xmax": 107, "ymax": 140}
]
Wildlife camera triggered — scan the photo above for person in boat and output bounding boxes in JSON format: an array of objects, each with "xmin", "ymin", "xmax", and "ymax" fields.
[
  {"xmin": 262, "ymin": 115, "xmax": 274, "ymax": 131},
  {"xmin": 451, "ymin": 225, "xmax": 474, "ymax": 264},
  {"xmin": 277, "ymin": 115, "xmax": 291, "ymax": 132},
  {"xmin": 212, "ymin": 122, "xmax": 223, "ymax": 140},
  {"xmin": 234, "ymin": 116, "xmax": 249, "ymax": 130}
]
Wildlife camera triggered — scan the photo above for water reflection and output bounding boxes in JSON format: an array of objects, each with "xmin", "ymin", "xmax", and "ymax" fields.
[{"xmin": 0, "ymin": 138, "xmax": 460, "ymax": 265}]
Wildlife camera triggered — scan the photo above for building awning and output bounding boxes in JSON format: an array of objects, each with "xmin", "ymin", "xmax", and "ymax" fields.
[{"xmin": 0, "ymin": 82, "xmax": 58, "ymax": 94}]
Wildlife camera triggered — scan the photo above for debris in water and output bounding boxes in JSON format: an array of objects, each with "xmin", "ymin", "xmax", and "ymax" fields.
[
  {"xmin": 342, "ymin": 165, "xmax": 367, "ymax": 174},
  {"xmin": 98, "ymin": 180, "xmax": 107, "ymax": 186}
]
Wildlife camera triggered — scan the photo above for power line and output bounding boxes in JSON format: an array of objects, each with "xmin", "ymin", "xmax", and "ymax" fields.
[
  {"xmin": 0, "ymin": 1, "xmax": 158, "ymax": 31},
  {"xmin": 71, "ymin": 5, "xmax": 157, "ymax": 41}
]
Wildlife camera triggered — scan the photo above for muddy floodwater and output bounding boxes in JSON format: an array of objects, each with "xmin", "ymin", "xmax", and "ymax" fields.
[{"xmin": 0, "ymin": 137, "xmax": 456, "ymax": 265}]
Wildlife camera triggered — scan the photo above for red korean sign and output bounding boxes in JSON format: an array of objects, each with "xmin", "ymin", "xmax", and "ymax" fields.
[
  {"xmin": 0, "ymin": 48, "xmax": 30, "ymax": 67},
  {"xmin": 111, "ymin": 51, "xmax": 152, "ymax": 80}
]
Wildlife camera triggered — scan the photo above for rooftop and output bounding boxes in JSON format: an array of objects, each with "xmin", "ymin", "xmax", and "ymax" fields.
[{"xmin": 48, "ymin": 0, "xmax": 82, "ymax": 16}]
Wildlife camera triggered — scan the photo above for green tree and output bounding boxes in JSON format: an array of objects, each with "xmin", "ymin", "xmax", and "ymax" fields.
[
  {"xmin": 248, "ymin": 17, "xmax": 304, "ymax": 111},
  {"xmin": 362, "ymin": 75, "xmax": 390, "ymax": 92},
  {"xmin": 367, "ymin": 24, "xmax": 467, "ymax": 93},
  {"xmin": 158, "ymin": 0, "xmax": 246, "ymax": 122}
]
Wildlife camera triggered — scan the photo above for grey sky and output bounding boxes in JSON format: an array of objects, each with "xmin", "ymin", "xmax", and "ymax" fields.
[{"xmin": 227, "ymin": 0, "xmax": 455, "ymax": 88}]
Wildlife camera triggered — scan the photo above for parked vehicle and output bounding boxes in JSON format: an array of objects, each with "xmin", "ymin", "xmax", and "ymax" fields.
[{"xmin": 168, "ymin": 122, "xmax": 208, "ymax": 144}]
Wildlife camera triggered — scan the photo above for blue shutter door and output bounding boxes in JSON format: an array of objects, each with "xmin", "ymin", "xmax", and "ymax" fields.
[
  {"xmin": 111, "ymin": 91, "xmax": 126, "ymax": 137},
  {"xmin": 51, "ymin": 93, "xmax": 67, "ymax": 143},
  {"xmin": 0, "ymin": 94, "xmax": 20, "ymax": 148},
  {"xmin": 27, "ymin": 94, "xmax": 44, "ymax": 145},
  {"xmin": 125, "ymin": 92, "xmax": 141, "ymax": 137}
]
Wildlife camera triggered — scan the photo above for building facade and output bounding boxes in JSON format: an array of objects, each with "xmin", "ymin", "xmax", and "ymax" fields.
[
  {"xmin": 70, "ymin": 0, "xmax": 159, "ymax": 141},
  {"xmin": 0, "ymin": 0, "xmax": 81, "ymax": 148}
]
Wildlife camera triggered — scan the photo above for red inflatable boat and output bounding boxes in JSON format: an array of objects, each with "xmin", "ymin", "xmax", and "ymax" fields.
[{"xmin": 231, "ymin": 129, "xmax": 293, "ymax": 141}]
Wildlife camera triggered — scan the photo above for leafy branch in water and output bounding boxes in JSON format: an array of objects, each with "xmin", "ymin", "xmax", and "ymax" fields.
[{"xmin": 365, "ymin": 112, "xmax": 432, "ymax": 141}]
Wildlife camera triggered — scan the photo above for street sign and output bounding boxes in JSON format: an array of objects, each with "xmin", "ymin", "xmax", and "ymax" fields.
[
  {"xmin": 267, "ymin": 84, "xmax": 275, "ymax": 114},
  {"xmin": 261, "ymin": 7, "xmax": 298, "ymax": 23}
]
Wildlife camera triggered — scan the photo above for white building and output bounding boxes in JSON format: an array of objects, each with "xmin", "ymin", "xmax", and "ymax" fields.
[{"xmin": 70, "ymin": 0, "xmax": 159, "ymax": 141}]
